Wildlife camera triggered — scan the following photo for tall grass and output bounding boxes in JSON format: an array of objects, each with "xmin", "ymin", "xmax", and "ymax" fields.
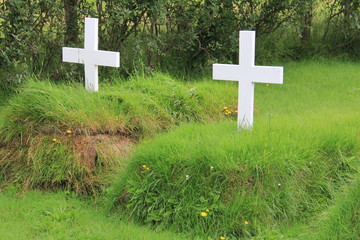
[
  {"xmin": 315, "ymin": 175, "xmax": 360, "ymax": 240},
  {"xmin": 111, "ymin": 120, "xmax": 358, "ymax": 238},
  {"xmin": 0, "ymin": 60, "xmax": 358, "ymax": 238},
  {"xmin": 0, "ymin": 73, "xmax": 235, "ymax": 142},
  {"xmin": 0, "ymin": 72, "xmax": 235, "ymax": 193},
  {"xmin": 110, "ymin": 60, "xmax": 360, "ymax": 238}
]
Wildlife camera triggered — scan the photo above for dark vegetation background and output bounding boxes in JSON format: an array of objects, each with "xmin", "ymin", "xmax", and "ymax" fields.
[{"xmin": 0, "ymin": 0, "xmax": 359, "ymax": 83}]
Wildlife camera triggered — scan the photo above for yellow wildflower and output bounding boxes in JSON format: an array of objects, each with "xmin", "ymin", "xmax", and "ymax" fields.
[
  {"xmin": 220, "ymin": 237, "xmax": 226, "ymax": 240},
  {"xmin": 52, "ymin": 138, "xmax": 57, "ymax": 142},
  {"xmin": 244, "ymin": 221, "xmax": 249, "ymax": 225},
  {"xmin": 223, "ymin": 106, "xmax": 228, "ymax": 110},
  {"xmin": 206, "ymin": 209, "xmax": 209, "ymax": 213},
  {"xmin": 200, "ymin": 212, "xmax": 207, "ymax": 217},
  {"xmin": 142, "ymin": 165, "xmax": 150, "ymax": 171},
  {"xmin": 266, "ymin": 84, "xmax": 269, "ymax": 87},
  {"xmin": 66, "ymin": 130, "xmax": 73, "ymax": 134}
]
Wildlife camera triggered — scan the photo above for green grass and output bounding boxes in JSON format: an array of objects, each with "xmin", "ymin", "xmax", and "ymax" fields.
[
  {"xmin": 0, "ymin": 60, "xmax": 359, "ymax": 239},
  {"xmin": 0, "ymin": 187, "xmax": 187, "ymax": 240},
  {"xmin": 312, "ymin": 175, "xmax": 360, "ymax": 240},
  {"xmin": 109, "ymin": 60, "xmax": 359, "ymax": 238},
  {"xmin": 0, "ymin": 72, "xmax": 235, "ymax": 142},
  {"xmin": 111, "ymin": 121, "xmax": 358, "ymax": 238},
  {"xmin": 0, "ymin": 73, "xmax": 235, "ymax": 193}
]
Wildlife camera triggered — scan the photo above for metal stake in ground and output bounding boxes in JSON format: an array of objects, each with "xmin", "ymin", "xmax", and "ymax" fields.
[
  {"xmin": 213, "ymin": 31, "xmax": 283, "ymax": 130},
  {"xmin": 62, "ymin": 18, "xmax": 120, "ymax": 92}
]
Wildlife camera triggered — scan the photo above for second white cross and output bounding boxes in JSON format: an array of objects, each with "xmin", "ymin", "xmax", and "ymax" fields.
[{"xmin": 63, "ymin": 18, "xmax": 120, "ymax": 92}]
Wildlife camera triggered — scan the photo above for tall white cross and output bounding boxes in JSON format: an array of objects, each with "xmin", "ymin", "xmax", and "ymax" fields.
[
  {"xmin": 213, "ymin": 31, "xmax": 283, "ymax": 130},
  {"xmin": 62, "ymin": 18, "xmax": 120, "ymax": 92}
]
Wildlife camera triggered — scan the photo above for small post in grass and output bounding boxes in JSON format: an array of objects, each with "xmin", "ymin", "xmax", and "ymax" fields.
[
  {"xmin": 62, "ymin": 18, "xmax": 120, "ymax": 92},
  {"xmin": 213, "ymin": 31, "xmax": 284, "ymax": 130}
]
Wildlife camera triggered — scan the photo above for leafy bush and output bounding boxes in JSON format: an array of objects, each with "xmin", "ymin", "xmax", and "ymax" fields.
[{"xmin": 1, "ymin": 0, "xmax": 359, "ymax": 82}]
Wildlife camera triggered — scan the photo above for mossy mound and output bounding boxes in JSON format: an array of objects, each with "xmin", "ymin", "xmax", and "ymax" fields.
[
  {"xmin": 0, "ymin": 74, "xmax": 235, "ymax": 193},
  {"xmin": 111, "ymin": 121, "xmax": 359, "ymax": 238}
]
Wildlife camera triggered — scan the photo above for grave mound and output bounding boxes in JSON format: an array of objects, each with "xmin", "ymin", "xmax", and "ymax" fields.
[
  {"xmin": 0, "ymin": 74, "xmax": 235, "ymax": 193},
  {"xmin": 111, "ymin": 121, "xmax": 358, "ymax": 238}
]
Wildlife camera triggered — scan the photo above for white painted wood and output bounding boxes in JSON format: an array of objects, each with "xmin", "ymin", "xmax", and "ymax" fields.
[
  {"xmin": 62, "ymin": 18, "xmax": 120, "ymax": 92},
  {"xmin": 213, "ymin": 31, "xmax": 283, "ymax": 130}
]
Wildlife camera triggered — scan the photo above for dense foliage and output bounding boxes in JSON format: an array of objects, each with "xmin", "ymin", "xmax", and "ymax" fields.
[{"xmin": 1, "ymin": 0, "xmax": 359, "ymax": 83}]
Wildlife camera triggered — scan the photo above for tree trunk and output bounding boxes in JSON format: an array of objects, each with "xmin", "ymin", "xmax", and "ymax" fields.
[
  {"xmin": 343, "ymin": 0, "xmax": 351, "ymax": 23},
  {"xmin": 300, "ymin": 0, "xmax": 313, "ymax": 44},
  {"xmin": 63, "ymin": 0, "xmax": 79, "ymax": 45}
]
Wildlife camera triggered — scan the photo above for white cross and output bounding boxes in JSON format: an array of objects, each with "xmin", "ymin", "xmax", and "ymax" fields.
[
  {"xmin": 62, "ymin": 18, "xmax": 120, "ymax": 92},
  {"xmin": 213, "ymin": 31, "xmax": 283, "ymax": 130}
]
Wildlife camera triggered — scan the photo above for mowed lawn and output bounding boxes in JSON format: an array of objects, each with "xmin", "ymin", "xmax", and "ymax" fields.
[{"xmin": 0, "ymin": 60, "xmax": 359, "ymax": 239}]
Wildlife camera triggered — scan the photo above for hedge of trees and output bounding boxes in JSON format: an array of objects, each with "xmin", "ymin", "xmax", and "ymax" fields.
[{"xmin": 0, "ymin": 0, "xmax": 359, "ymax": 82}]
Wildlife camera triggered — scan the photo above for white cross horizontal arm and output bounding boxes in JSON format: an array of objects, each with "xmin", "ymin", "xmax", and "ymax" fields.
[
  {"xmin": 62, "ymin": 47, "xmax": 85, "ymax": 64},
  {"xmin": 86, "ymin": 50, "xmax": 120, "ymax": 67},
  {"xmin": 250, "ymin": 66, "xmax": 283, "ymax": 84},
  {"xmin": 62, "ymin": 48, "xmax": 119, "ymax": 67},
  {"xmin": 213, "ymin": 64, "xmax": 242, "ymax": 81},
  {"xmin": 213, "ymin": 64, "xmax": 283, "ymax": 84}
]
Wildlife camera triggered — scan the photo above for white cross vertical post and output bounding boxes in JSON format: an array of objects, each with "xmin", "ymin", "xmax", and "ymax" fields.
[
  {"xmin": 62, "ymin": 18, "xmax": 120, "ymax": 92},
  {"xmin": 213, "ymin": 31, "xmax": 283, "ymax": 130}
]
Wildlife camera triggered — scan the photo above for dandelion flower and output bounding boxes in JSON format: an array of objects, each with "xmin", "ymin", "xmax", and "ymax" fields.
[
  {"xmin": 223, "ymin": 107, "xmax": 228, "ymax": 110},
  {"xmin": 220, "ymin": 237, "xmax": 226, "ymax": 240},
  {"xmin": 206, "ymin": 209, "xmax": 209, "ymax": 212},
  {"xmin": 200, "ymin": 212, "xmax": 207, "ymax": 217},
  {"xmin": 52, "ymin": 138, "xmax": 57, "ymax": 142},
  {"xmin": 244, "ymin": 221, "xmax": 249, "ymax": 225},
  {"xmin": 266, "ymin": 84, "xmax": 270, "ymax": 87},
  {"xmin": 66, "ymin": 130, "xmax": 73, "ymax": 134}
]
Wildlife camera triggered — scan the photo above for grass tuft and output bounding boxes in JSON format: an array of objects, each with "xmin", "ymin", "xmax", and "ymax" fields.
[{"xmin": 311, "ymin": 175, "xmax": 360, "ymax": 240}]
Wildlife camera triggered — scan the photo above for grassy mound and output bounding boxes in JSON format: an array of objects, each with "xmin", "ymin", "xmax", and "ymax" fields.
[
  {"xmin": 0, "ymin": 73, "xmax": 235, "ymax": 193},
  {"xmin": 108, "ymin": 60, "xmax": 359, "ymax": 238},
  {"xmin": 111, "ymin": 121, "xmax": 359, "ymax": 238},
  {"xmin": 312, "ymin": 175, "xmax": 360, "ymax": 240}
]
